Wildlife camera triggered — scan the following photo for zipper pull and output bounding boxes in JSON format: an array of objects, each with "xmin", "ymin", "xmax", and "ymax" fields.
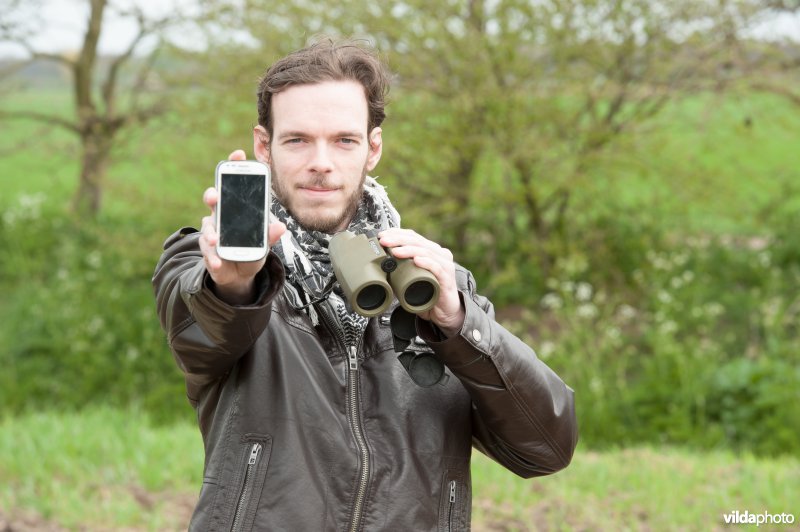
[
  {"xmin": 449, "ymin": 480, "xmax": 456, "ymax": 503},
  {"xmin": 348, "ymin": 345, "xmax": 359, "ymax": 371},
  {"xmin": 248, "ymin": 443, "xmax": 262, "ymax": 465}
]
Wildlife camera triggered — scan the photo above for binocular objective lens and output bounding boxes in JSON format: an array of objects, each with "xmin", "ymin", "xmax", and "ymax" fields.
[
  {"xmin": 404, "ymin": 281, "xmax": 435, "ymax": 307},
  {"xmin": 357, "ymin": 284, "xmax": 388, "ymax": 311}
]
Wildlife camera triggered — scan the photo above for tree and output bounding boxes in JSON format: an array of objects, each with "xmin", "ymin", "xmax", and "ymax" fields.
[
  {"xmin": 165, "ymin": 0, "xmax": 793, "ymax": 298},
  {"xmin": 739, "ymin": 0, "xmax": 800, "ymax": 106},
  {"xmin": 330, "ymin": 0, "xmax": 739, "ymax": 290},
  {"xmin": 0, "ymin": 0, "xmax": 176, "ymax": 216}
]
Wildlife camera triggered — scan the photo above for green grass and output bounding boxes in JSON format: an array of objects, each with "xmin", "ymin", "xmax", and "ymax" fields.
[
  {"xmin": 577, "ymin": 91, "xmax": 800, "ymax": 236},
  {"xmin": 1, "ymin": 408, "xmax": 797, "ymax": 530},
  {"xmin": 0, "ymin": 408, "xmax": 202, "ymax": 530},
  {"xmin": 473, "ymin": 448, "xmax": 799, "ymax": 531}
]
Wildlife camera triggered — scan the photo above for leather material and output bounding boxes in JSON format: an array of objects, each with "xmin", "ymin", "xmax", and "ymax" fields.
[{"xmin": 153, "ymin": 228, "xmax": 577, "ymax": 531}]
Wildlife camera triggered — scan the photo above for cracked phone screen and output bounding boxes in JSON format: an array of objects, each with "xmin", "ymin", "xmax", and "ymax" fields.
[{"xmin": 219, "ymin": 173, "xmax": 267, "ymax": 247}]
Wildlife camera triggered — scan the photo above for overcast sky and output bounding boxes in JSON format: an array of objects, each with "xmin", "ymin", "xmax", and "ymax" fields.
[
  {"xmin": 0, "ymin": 0, "xmax": 201, "ymax": 58},
  {"xmin": 1, "ymin": 0, "xmax": 798, "ymax": 59}
]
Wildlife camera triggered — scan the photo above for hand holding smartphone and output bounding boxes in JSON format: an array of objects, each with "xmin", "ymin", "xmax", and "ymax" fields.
[{"xmin": 214, "ymin": 160, "xmax": 271, "ymax": 262}]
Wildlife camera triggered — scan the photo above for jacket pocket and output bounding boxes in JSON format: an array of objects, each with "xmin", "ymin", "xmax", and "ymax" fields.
[
  {"xmin": 439, "ymin": 470, "xmax": 470, "ymax": 532},
  {"xmin": 230, "ymin": 433, "xmax": 273, "ymax": 532}
]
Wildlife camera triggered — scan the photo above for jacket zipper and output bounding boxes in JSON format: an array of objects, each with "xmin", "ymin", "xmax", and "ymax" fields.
[
  {"xmin": 347, "ymin": 344, "xmax": 370, "ymax": 532},
  {"xmin": 231, "ymin": 442, "xmax": 262, "ymax": 532},
  {"xmin": 318, "ymin": 302, "xmax": 370, "ymax": 532},
  {"xmin": 447, "ymin": 479, "xmax": 456, "ymax": 532}
]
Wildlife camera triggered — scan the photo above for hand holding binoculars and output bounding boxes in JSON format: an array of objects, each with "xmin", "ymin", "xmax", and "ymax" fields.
[{"xmin": 329, "ymin": 230, "xmax": 440, "ymax": 318}]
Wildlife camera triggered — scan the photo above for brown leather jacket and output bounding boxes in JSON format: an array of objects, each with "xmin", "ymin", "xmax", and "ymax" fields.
[{"xmin": 153, "ymin": 228, "xmax": 577, "ymax": 531}]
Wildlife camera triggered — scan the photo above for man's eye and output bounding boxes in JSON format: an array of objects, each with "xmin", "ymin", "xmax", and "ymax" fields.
[{"xmin": 340, "ymin": 138, "xmax": 357, "ymax": 144}]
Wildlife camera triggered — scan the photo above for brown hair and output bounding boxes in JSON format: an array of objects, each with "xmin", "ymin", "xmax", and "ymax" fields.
[{"xmin": 257, "ymin": 38, "xmax": 390, "ymax": 136}]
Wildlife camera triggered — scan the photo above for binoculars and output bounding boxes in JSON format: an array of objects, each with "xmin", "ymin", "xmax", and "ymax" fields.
[{"xmin": 329, "ymin": 230, "xmax": 440, "ymax": 317}]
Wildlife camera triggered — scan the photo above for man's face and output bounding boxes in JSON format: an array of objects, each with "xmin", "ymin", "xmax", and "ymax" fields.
[{"xmin": 254, "ymin": 80, "xmax": 382, "ymax": 234}]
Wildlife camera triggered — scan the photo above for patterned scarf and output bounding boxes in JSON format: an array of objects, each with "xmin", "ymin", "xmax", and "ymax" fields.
[{"xmin": 269, "ymin": 176, "xmax": 400, "ymax": 329}]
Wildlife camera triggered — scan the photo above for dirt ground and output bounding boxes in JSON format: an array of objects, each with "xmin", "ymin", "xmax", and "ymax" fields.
[
  {"xmin": 0, "ymin": 490, "xmax": 197, "ymax": 532},
  {"xmin": 1, "ymin": 491, "xmax": 547, "ymax": 531},
  {"xmin": 0, "ymin": 500, "xmax": 527, "ymax": 531}
]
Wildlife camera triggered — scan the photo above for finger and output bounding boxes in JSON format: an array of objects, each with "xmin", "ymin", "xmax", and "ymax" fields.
[
  {"xmin": 378, "ymin": 227, "xmax": 420, "ymax": 246},
  {"xmin": 200, "ymin": 215, "xmax": 218, "ymax": 247},
  {"xmin": 388, "ymin": 244, "xmax": 452, "ymax": 264},
  {"xmin": 228, "ymin": 149, "xmax": 247, "ymax": 161},
  {"xmin": 379, "ymin": 228, "xmax": 445, "ymax": 254},
  {"xmin": 268, "ymin": 222, "xmax": 286, "ymax": 246},
  {"xmin": 203, "ymin": 187, "xmax": 219, "ymax": 209},
  {"xmin": 411, "ymin": 254, "xmax": 447, "ymax": 278},
  {"xmin": 199, "ymin": 215, "xmax": 222, "ymax": 270}
]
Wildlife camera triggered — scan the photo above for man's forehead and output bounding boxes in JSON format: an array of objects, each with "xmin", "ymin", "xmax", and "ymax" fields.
[{"xmin": 271, "ymin": 80, "xmax": 369, "ymax": 131}]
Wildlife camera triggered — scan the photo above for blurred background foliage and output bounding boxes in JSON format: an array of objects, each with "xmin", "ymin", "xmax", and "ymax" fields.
[{"xmin": 1, "ymin": 0, "xmax": 799, "ymax": 458}]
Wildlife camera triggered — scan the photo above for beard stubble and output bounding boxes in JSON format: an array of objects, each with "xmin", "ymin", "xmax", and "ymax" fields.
[{"xmin": 271, "ymin": 164, "xmax": 367, "ymax": 234}]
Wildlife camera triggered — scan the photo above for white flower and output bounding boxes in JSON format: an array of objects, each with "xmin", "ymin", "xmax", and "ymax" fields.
[
  {"xmin": 704, "ymin": 302, "xmax": 725, "ymax": 318},
  {"xmin": 86, "ymin": 251, "xmax": 102, "ymax": 269},
  {"xmin": 537, "ymin": 341, "xmax": 556, "ymax": 360},
  {"xmin": 541, "ymin": 293, "xmax": 563, "ymax": 310},
  {"xmin": 126, "ymin": 346, "xmax": 141, "ymax": 360},
  {"xmin": 658, "ymin": 320, "xmax": 678, "ymax": 335},
  {"xmin": 86, "ymin": 316, "xmax": 104, "ymax": 334},
  {"xmin": 577, "ymin": 303, "xmax": 599, "ymax": 319},
  {"xmin": 617, "ymin": 304, "xmax": 637, "ymax": 320},
  {"xmin": 576, "ymin": 282, "xmax": 593, "ymax": 302}
]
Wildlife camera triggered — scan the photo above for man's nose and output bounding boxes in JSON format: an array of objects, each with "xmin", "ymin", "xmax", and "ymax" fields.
[{"xmin": 308, "ymin": 142, "xmax": 334, "ymax": 173}]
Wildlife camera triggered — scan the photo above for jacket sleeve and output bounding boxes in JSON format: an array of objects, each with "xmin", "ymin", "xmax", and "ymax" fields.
[
  {"xmin": 151, "ymin": 227, "xmax": 285, "ymax": 400},
  {"xmin": 416, "ymin": 266, "xmax": 578, "ymax": 478}
]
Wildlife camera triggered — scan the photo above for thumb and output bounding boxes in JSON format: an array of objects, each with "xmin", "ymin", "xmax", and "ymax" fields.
[{"xmin": 268, "ymin": 222, "xmax": 287, "ymax": 247}]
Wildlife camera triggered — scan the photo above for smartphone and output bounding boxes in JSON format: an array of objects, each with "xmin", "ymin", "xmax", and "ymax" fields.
[{"xmin": 214, "ymin": 160, "xmax": 271, "ymax": 262}]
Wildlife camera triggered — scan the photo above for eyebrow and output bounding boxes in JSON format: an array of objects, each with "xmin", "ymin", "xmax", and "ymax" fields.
[{"xmin": 277, "ymin": 130, "xmax": 365, "ymax": 140}]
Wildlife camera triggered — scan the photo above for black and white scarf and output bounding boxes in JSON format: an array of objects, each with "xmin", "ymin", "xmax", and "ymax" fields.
[{"xmin": 269, "ymin": 176, "xmax": 400, "ymax": 332}]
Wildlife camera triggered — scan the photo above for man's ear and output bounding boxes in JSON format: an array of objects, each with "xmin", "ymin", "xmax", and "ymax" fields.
[
  {"xmin": 253, "ymin": 125, "xmax": 271, "ymax": 164},
  {"xmin": 366, "ymin": 127, "xmax": 382, "ymax": 171}
]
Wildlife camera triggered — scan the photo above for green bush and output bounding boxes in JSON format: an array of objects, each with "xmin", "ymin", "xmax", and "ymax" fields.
[
  {"xmin": 0, "ymin": 195, "xmax": 189, "ymax": 424},
  {"xmin": 505, "ymin": 213, "xmax": 800, "ymax": 456},
  {"xmin": 704, "ymin": 358, "xmax": 800, "ymax": 456}
]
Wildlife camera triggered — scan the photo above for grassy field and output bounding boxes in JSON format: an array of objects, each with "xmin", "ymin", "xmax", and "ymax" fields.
[{"xmin": 1, "ymin": 408, "xmax": 797, "ymax": 531}]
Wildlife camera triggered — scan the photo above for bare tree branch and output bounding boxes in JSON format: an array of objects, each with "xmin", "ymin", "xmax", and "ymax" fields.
[
  {"xmin": 128, "ymin": 41, "xmax": 163, "ymax": 111},
  {"xmin": 74, "ymin": 0, "xmax": 106, "ymax": 113},
  {"xmin": 102, "ymin": 10, "xmax": 148, "ymax": 113},
  {"xmin": 750, "ymin": 81, "xmax": 800, "ymax": 105},
  {"xmin": 0, "ymin": 110, "xmax": 79, "ymax": 133},
  {"xmin": 1, "ymin": 0, "xmax": 179, "ymax": 216}
]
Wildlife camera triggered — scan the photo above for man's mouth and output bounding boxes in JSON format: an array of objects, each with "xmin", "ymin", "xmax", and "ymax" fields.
[{"xmin": 299, "ymin": 185, "xmax": 340, "ymax": 197}]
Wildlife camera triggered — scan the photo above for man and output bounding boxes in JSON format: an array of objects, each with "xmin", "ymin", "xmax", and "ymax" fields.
[{"xmin": 153, "ymin": 38, "xmax": 577, "ymax": 531}]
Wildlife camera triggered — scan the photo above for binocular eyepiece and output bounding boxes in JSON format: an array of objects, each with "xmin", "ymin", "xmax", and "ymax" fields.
[{"xmin": 329, "ymin": 230, "xmax": 440, "ymax": 317}]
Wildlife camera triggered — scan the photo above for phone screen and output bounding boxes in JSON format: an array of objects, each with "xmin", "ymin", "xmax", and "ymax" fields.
[{"xmin": 218, "ymin": 173, "xmax": 267, "ymax": 248}]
